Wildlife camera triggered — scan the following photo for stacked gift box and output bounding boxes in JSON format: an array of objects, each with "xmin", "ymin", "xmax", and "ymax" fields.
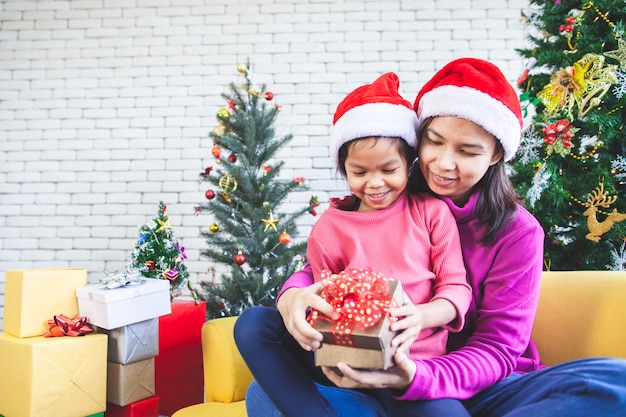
[
  {"xmin": 154, "ymin": 299, "xmax": 206, "ymax": 416},
  {"xmin": 75, "ymin": 277, "xmax": 172, "ymax": 417},
  {"xmin": 0, "ymin": 268, "xmax": 108, "ymax": 417}
]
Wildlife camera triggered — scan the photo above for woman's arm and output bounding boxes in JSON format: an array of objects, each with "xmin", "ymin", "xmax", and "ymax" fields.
[{"xmin": 397, "ymin": 219, "xmax": 545, "ymax": 400}]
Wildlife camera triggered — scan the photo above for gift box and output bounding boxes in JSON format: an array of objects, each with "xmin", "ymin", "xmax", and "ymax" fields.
[
  {"xmin": 155, "ymin": 300, "xmax": 206, "ymax": 416},
  {"xmin": 0, "ymin": 332, "xmax": 107, "ymax": 417},
  {"xmin": 311, "ymin": 271, "xmax": 403, "ymax": 370},
  {"xmin": 107, "ymin": 358, "xmax": 155, "ymax": 407},
  {"xmin": 4, "ymin": 268, "xmax": 87, "ymax": 338},
  {"xmin": 95, "ymin": 318, "xmax": 159, "ymax": 364},
  {"xmin": 76, "ymin": 279, "xmax": 171, "ymax": 330},
  {"xmin": 104, "ymin": 396, "xmax": 159, "ymax": 417}
]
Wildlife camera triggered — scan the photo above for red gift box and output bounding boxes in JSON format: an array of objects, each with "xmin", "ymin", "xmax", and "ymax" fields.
[
  {"xmin": 154, "ymin": 300, "xmax": 206, "ymax": 416},
  {"xmin": 105, "ymin": 396, "xmax": 159, "ymax": 417}
]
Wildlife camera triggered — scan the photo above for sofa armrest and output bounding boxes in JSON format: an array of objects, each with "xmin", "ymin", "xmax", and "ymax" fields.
[
  {"xmin": 202, "ymin": 316, "xmax": 254, "ymax": 403},
  {"xmin": 532, "ymin": 271, "xmax": 626, "ymax": 366}
]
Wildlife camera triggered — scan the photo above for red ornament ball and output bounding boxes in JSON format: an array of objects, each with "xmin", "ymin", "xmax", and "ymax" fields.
[
  {"xmin": 279, "ymin": 231, "xmax": 291, "ymax": 245},
  {"xmin": 212, "ymin": 144, "xmax": 221, "ymax": 159},
  {"xmin": 205, "ymin": 190, "xmax": 215, "ymax": 199},
  {"xmin": 265, "ymin": 91, "xmax": 274, "ymax": 100},
  {"xmin": 228, "ymin": 153, "xmax": 237, "ymax": 163},
  {"xmin": 234, "ymin": 251, "xmax": 246, "ymax": 265}
]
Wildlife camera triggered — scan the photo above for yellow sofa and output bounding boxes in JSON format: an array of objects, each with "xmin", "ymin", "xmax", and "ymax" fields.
[{"xmin": 171, "ymin": 271, "xmax": 626, "ymax": 417}]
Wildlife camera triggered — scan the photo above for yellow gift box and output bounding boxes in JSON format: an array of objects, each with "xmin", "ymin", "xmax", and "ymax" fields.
[
  {"xmin": 4, "ymin": 268, "xmax": 87, "ymax": 338},
  {"xmin": 0, "ymin": 332, "xmax": 107, "ymax": 417}
]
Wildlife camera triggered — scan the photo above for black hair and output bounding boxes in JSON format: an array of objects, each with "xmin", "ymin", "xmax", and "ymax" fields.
[{"xmin": 336, "ymin": 136, "xmax": 416, "ymax": 177}]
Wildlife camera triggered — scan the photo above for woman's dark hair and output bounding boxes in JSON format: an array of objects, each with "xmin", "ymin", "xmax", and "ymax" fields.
[
  {"xmin": 408, "ymin": 117, "xmax": 522, "ymax": 245},
  {"xmin": 336, "ymin": 136, "xmax": 416, "ymax": 177}
]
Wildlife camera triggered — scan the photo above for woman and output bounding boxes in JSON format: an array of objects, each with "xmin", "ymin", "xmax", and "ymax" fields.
[{"xmin": 244, "ymin": 58, "xmax": 626, "ymax": 416}]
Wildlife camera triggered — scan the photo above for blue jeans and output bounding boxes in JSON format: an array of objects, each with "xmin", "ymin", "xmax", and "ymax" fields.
[
  {"xmin": 237, "ymin": 308, "xmax": 626, "ymax": 417},
  {"xmin": 234, "ymin": 306, "xmax": 460, "ymax": 417}
]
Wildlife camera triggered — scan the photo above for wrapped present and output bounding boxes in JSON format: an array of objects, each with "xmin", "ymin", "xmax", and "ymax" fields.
[
  {"xmin": 155, "ymin": 300, "xmax": 206, "ymax": 416},
  {"xmin": 107, "ymin": 358, "xmax": 155, "ymax": 407},
  {"xmin": 76, "ymin": 279, "xmax": 171, "ymax": 330},
  {"xmin": 309, "ymin": 269, "xmax": 403, "ymax": 370},
  {"xmin": 104, "ymin": 396, "xmax": 159, "ymax": 417},
  {"xmin": 0, "ymin": 332, "xmax": 107, "ymax": 417},
  {"xmin": 95, "ymin": 318, "xmax": 159, "ymax": 364},
  {"xmin": 4, "ymin": 268, "xmax": 87, "ymax": 338}
]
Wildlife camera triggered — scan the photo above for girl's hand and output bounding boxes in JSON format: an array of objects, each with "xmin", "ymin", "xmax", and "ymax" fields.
[
  {"xmin": 321, "ymin": 349, "xmax": 417, "ymax": 390},
  {"xmin": 388, "ymin": 292, "xmax": 422, "ymax": 354},
  {"xmin": 277, "ymin": 282, "xmax": 337, "ymax": 351}
]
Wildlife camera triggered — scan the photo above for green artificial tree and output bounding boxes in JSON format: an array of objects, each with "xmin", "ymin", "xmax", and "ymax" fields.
[
  {"xmin": 512, "ymin": 0, "xmax": 626, "ymax": 270},
  {"xmin": 130, "ymin": 201, "xmax": 197, "ymax": 300},
  {"xmin": 196, "ymin": 60, "xmax": 317, "ymax": 319}
]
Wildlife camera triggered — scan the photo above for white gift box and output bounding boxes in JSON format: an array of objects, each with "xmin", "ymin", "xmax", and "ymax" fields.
[
  {"xmin": 76, "ymin": 279, "xmax": 171, "ymax": 330},
  {"xmin": 95, "ymin": 317, "xmax": 159, "ymax": 364}
]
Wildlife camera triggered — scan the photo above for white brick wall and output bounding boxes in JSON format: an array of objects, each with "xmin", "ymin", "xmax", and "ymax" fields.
[{"xmin": 0, "ymin": 0, "xmax": 531, "ymax": 330}]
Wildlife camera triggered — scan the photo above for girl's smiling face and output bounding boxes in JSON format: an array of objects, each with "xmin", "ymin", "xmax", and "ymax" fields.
[
  {"xmin": 418, "ymin": 116, "xmax": 503, "ymax": 206},
  {"xmin": 344, "ymin": 137, "xmax": 409, "ymax": 212}
]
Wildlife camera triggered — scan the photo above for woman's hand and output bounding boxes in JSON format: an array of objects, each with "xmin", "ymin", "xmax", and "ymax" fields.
[
  {"xmin": 277, "ymin": 282, "xmax": 337, "ymax": 351},
  {"xmin": 321, "ymin": 349, "xmax": 417, "ymax": 390}
]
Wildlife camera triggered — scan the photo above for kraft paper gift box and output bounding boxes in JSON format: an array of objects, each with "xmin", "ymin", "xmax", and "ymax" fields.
[
  {"xmin": 76, "ymin": 279, "xmax": 171, "ymax": 330},
  {"xmin": 312, "ymin": 274, "xmax": 403, "ymax": 370},
  {"xmin": 107, "ymin": 358, "xmax": 155, "ymax": 407},
  {"xmin": 155, "ymin": 300, "xmax": 205, "ymax": 417},
  {"xmin": 0, "ymin": 332, "xmax": 107, "ymax": 417},
  {"xmin": 104, "ymin": 396, "xmax": 159, "ymax": 417},
  {"xmin": 95, "ymin": 318, "xmax": 159, "ymax": 365},
  {"xmin": 4, "ymin": 268, "xmax": 87, "ymax": 338}
]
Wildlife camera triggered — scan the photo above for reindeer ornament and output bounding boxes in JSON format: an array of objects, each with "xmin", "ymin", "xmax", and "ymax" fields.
[{"xmin": 582, "ymin": 183, "xmax": 626, "ymax": 242}]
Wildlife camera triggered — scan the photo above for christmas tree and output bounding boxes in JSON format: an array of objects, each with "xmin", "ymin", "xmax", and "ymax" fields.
[
  {"xmin": 196, "ymin": 60, "xmax": 317, "ymax": 319},
  {"xmin": 130, "ymin": 201, "xmax": 197, "ymax": 300},
  {"xmin": 512, "ymin": 0, "xmax": 626, "ymax": 270}
]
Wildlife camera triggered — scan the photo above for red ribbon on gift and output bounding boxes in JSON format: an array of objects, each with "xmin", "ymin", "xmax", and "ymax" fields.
[
  {"xmin": 308, "ymin": 269, "xmax": 394, "ymax": 347},
  {"xmin": 43, "ymin": 314, "xmax": 94, "ymax": 337}
]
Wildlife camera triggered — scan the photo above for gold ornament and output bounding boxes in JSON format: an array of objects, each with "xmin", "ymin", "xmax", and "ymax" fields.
[
  {"xmin": 212, "ymin": 124, "xmax": 226, "ymax": 137},
  {"xmin": 262, "ymin": 210, "xmax": 280, "ymax": 232},
  {"xmin": 219, "ymin": 174, "xmax": 238, "ymax": 203},
  {"xmin": 209, "ymin": 221, "xmax": 219, "ymax": 233},
  {"xmin": 219, "ymin": 174, "xmax": 238, "ymax": 192},
  {"xmin": 537, "ymin": 53, "xmax": 617, "ymax": 119},
  {"xmin": 582, "ymin": 182, "xmax": 626, "ymax": 242},
  {"xmin": 237, "ymin": 63, "xmax": 248, "ymax": 74},
  {"xmin": 604, "ymin": 36, "xmax": 626, "ymax": 71},
  {"xmin": 216, "ymin": 107, "xmax": 231, "ymax": 123},
  {"xmin": 155, "ymin": 217, "xmax": 173, "ymax": 233}
]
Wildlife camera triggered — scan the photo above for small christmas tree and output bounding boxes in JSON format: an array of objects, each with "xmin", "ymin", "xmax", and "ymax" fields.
[
  {"xmin": 130, "ymin": 201, "xmax": 196, "ymax": 300},
  {"xmin": 512, "ymin": 0, "xmax": 626, "ymax": 270},
  {"xmin": 196, "ymin": 60, "xmax": 316, "ymax": 319}
]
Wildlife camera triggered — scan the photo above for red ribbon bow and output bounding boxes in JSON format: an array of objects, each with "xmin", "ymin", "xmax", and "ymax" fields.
[
  {"xmin": 308, "ymin": 269, "xmax": 394, "ymax": 346},
  {"xmin": 43, "ymin": 314, "xmax": 93, "ymax": 337}
]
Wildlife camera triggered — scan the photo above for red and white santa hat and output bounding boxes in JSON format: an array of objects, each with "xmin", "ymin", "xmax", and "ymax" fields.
[
  {"xmin": 414, "ymin": 58, "xmax": 523, "ymax": 161},
  {"xmin": 331, "ymin": 72, "xmax": 418, "ymax": 169}
]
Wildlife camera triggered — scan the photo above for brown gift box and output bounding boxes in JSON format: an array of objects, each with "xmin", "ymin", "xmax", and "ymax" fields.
[
  {"xmin": 313, "ymin": 278, "xmax": 403, "ymax": 370},
  {"xmin": 107, "ymin": 357, "xmax": 155, "ymax": 407}
]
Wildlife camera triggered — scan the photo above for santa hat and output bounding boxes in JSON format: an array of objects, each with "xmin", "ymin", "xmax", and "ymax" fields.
[
  {"xmin": 414, "ymin": 58, "xmax": 523, "ymax": 161},
  {"xmin": 331, "ymin": 72, "xmax": 418, "ymax": 169}
]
